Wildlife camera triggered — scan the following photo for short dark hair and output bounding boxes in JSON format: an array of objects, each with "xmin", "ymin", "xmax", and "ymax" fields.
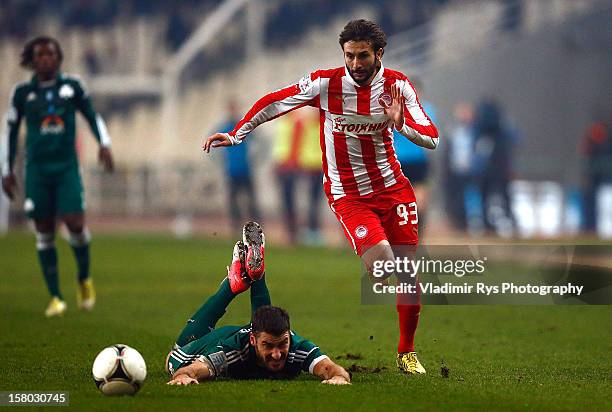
[
  {"xmin": 339, "ymin": 19, "xmax": 387, "ymax": 54},
  {"xmin": 252, "ymin": 306, "xmax": 290, "ymax": 337},
  {"xmin": 20, "ymin": 36, "xmax": 63, "ymax": 69}
]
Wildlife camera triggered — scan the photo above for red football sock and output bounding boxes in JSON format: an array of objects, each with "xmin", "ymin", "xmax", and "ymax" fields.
[{"xmin": 396, "ymin": 302, "xmax": 421, "ymax": 353}]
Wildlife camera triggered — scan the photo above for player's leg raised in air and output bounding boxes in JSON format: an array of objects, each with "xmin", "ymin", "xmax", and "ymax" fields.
[{"xmin": 167, "ymin": 222, "xmax": 269, "ymax": 370}]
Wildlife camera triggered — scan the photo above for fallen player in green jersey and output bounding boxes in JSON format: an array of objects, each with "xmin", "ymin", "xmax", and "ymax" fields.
[{"xmin": 165, "ymin": 222, "xmax": 351, "ymax": 385}]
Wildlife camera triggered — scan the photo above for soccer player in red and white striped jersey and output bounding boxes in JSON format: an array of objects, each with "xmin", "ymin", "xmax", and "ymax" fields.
[{"xmin": 204, "ymin": 19, "xmax": 439, "ymax": 375}]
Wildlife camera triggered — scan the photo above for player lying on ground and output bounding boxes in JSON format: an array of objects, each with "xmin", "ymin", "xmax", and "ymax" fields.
[
  {"xmin": 165, "ymin": 222, "xmax": 351, "ymax": 385},
  {"xmin": 202, "ymin": 19, "xmax": 438, "ymax": 374},
  {"xmin": 1, "ymin": 36, "xmax": 114, "ymax": 317}
]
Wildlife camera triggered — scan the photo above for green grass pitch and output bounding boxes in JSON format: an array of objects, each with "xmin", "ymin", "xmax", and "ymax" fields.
[{"xmin": 1, "ymin": 232, "xmax": 611, "ymax": 411}]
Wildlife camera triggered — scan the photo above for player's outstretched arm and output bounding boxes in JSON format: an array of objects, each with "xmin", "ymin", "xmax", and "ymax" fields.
[
  {"xmin": 167, "ymin": 359, "xmax": 214, "ymax": 385},
  {"xmin": 203, "ymin": 72, "xmax": 321, "ymax": 154},
  {"xmin": 313, "ymin": 358, "xmax": 351, "ymax": 385}
]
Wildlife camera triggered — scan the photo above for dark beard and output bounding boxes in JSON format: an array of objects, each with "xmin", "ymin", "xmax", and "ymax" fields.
[{"xmin": 347, "ymin": 61, "xmax": 380, "ymax": 85}]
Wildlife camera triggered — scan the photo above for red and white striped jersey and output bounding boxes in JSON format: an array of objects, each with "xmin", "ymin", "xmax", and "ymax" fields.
[{"xmin": 228, "ymin": 64, "xmax": 439, "ymax": 200}]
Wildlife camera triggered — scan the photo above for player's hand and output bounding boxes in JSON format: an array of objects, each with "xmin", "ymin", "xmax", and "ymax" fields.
[
  {"xmin": 202, "ymin": 133, "xmax": 232, "ymax": 153},
  {"xmin": 166, "ymin": 376, "xmax": 199, "ymax": 386},
  {"xmin": 98, "ymin": 147, "xmax": 114, "ymax": 173},
  {"xmin": 383, "ymin": 84, "xmax": 405, "ymax": 130},
  {"xmin": 1, "ymin": 174, "xmax": 17, "ymax": 200},
  {"xmin": 321, "ymin": 375, "xmax": 351, "ymax": 385}
]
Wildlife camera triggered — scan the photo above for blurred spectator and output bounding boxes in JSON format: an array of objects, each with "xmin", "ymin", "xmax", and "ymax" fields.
[
  {"xmin": 218, "ymin": 99, "xmax": 260, "ymax": 234},
  {"xmin": 445, "ymin": 102, "xmax": 476, "ymax": 232},
  {"xmin": 84, "ymin": 39, "xmax": 101, "ymax": 75},
  {"xmin": 499, "ymin": 0, "xmax": 523, "ymax": 33},
  {"xmin": 579, "ymin": 114, "xmax": 611, "ymax": 232},
  {"xmin": 473, "ymin": 98, "xmax": 519, "ymax": 236},
  {"xmin": 273, "ymin": 108, "xmax": 323, "ymax": 245},
  {"xmin": 394, "ymin": 78, "xmax": 436, "ymax": 236}
]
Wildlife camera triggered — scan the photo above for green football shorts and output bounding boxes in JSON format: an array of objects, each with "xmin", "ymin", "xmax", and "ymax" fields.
[
  {"xmin": 24, "ymin": 164, "xmax": 85, "ymax": 219},
  {"xmin": 167, "ymin": 326, "xmax": 242, "ymax": 375}
]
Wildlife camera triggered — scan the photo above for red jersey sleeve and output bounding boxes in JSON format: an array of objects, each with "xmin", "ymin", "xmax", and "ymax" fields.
[{"xmin": 229, "ymin": 71, "xmax": 322, "ymax": 143}]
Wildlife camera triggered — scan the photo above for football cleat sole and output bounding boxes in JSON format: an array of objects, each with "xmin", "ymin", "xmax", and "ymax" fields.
[{"xmin": 242, "ymin": 221, "xmax": 265, "ymax": 281}]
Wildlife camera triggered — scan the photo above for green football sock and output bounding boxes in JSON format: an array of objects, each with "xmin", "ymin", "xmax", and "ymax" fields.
[
  {"xmin": 250, "ymin": 276, "xmax": 271, "ymax": 315},
  {"xmin": 176, "ymin": 278, "xmax": 235, "ymax": 346},
  {"xmin": 71, "ymin": 244, "xmax": 90, "ymax": 283},
  {"xmin": 38, "ymin": 247, "xmax": 61, "ymax": 299},
  {"xmin": 68, "ymin": 230, "xmax": 91, "ymax": 283}
]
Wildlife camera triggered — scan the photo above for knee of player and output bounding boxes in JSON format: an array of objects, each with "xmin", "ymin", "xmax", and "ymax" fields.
[
  {"xmin": 68, "ymin": 227, "xmax": 91, "ymax": 247},
  {"xmin": 362, "ymin": 241, "xmax": 395, "ymax": 279},
  {"xmin": 35, "ymin": 232, "xmax": 55, "ymax": 250}
]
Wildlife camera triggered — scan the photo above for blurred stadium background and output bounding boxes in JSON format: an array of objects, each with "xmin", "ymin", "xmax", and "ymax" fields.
[{"xmin": 1, "ymin": 0, "xmax": 611, "ymax": 243}]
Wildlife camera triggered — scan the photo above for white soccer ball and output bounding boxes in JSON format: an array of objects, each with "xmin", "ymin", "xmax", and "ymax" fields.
[{"xmin": 92, "ymin": 344, "xmax": 147, "ymax": 396}]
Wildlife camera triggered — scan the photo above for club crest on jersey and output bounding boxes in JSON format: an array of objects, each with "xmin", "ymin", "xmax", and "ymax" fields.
[
  {"xmin": 59, "ymin": 84, "xmax": 75, "ymax": 99},
  {"xmin": 355, "ymin": 225, "xmax": 368, "ymax": 239},
  {"xmin": 378, "ymin": 92, "xmax": 392, "ymax": 108},
  {"xmin": 26, "ymin": 92, "xmax": 37, "ymax": 102}
]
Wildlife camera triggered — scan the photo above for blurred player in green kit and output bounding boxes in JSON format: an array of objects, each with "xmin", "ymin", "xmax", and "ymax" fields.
[{"xmin": 1, "ymin": 36, "xmax": 114, "ymax": 317}]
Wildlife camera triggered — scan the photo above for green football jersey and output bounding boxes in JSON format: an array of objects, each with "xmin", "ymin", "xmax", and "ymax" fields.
[
  {"xmin": 168, "ymin": 324, "xmax": 328, "ymax": 379},
  {"xmin": 2, "ymin": 73, "xmax": 110, "ymax": 175}
]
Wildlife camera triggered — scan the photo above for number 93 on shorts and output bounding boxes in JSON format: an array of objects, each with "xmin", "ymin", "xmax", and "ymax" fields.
[{"xmin": 329, "ymin": 183, "xmax": 419, "ymax": 256}]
